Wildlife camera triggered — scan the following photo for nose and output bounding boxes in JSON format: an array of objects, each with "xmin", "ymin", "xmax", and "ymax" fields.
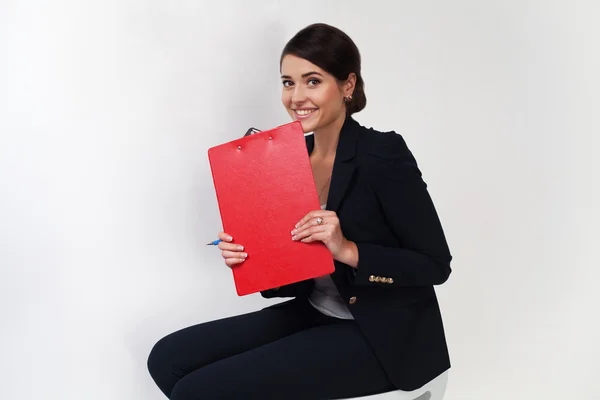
[{"xmin": 291, "ymin": 85, "xmax": 307, "ymax": 104}]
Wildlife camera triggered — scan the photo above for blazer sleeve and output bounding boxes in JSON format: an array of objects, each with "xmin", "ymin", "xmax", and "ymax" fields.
[{"xmin": 352, "ymin": 134, "xmax": 452, "ymax": 287}]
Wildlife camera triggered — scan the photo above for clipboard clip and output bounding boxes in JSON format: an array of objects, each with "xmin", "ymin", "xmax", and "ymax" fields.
[{"xmin": 243, "ymin": 127, "xmax": 262, "ymax": 137}]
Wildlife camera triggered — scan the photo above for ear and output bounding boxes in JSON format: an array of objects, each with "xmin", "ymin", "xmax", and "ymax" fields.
[{"xmin": 343, "ymin": 72, "xmax": 357, "ymax": 96}]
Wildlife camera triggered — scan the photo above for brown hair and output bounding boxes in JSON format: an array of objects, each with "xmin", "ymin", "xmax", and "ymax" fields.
[{"xmin": 280, "ymin": 23, "xmax": 366, "ymax": 115}]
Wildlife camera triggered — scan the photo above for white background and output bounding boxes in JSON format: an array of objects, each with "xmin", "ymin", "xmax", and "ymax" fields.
[{"xmin": 1, "ymin": 1, "xmax": 598, "ymax": 399}]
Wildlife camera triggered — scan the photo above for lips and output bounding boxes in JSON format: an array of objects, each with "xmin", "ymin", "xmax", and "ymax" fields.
[{"xmin": 293, "ymin": 108, "xmax": 318, "ymax": 120}]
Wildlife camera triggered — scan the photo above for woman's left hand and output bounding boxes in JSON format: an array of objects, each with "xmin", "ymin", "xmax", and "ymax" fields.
[{"xmin": 291, "ymin": 210, "xmax": 350, "ymax": 261}]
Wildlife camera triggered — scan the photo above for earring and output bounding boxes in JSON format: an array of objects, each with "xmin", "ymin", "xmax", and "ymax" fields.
[{"xmin": 345, "ymin": 95, "xmax": 353, "ymax": 103}]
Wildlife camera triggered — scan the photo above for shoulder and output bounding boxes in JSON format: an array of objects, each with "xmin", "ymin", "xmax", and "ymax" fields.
[{"xmin": 353, "ymin": 120, "xmax": 419, "ymax": 173}]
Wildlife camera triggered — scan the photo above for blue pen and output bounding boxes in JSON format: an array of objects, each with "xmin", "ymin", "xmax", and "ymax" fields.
[{"xmin": 206, "ymin": 239, "xmax": 222, "ymax": 246}]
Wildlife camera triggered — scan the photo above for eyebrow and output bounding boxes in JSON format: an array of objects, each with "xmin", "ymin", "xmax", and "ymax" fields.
[{"xmin": 281, "ymin": 71, "xmax": 324, "ymax": 79}]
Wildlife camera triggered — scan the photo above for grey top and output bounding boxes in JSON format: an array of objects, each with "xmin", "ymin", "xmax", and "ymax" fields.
[{"xmin": 307, "ymin": 204, "xmax": 354, "ymax": 320}]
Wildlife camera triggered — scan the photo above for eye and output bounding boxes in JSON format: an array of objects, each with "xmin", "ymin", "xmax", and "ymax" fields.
[
  {"xmin": 307, "ymin": 78, "xmax": 321, "ymax": 86},
  {"xmin": 282, "ymin": 80, "xmax": 293, "ymax": 87}
]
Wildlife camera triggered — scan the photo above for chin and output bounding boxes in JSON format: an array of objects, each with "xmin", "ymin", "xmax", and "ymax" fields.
[
  {"xmin": 297, "ymin": 118, "xmax": 320, "ymax": 134},
  {"xmin": 298, "ymin": 120, "xmax": 312, "ymax": 133},
  {"xmin": 287, "ymin": 110, "xmax": 319, "ymax": 133}
]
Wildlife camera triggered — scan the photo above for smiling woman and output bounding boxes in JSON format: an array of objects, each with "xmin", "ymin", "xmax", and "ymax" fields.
[
  {"xmin": 147, "ymin": 23, "xmax": 453, "ymax": 400},
  {"xmin": 279, "ymin": 25, "xmax": 367, "ymax": 135},
  {"xmin": 280, "ymin": 57, "xmax": 350, "ymax": 133}
]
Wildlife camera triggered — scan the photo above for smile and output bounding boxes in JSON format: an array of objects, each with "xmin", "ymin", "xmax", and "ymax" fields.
[{"xmin": 293, "ymin": 109, "xmax": 318, "ymax": 119}]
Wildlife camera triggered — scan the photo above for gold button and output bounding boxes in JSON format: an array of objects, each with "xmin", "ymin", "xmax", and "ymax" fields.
[
  {"xmin": 374, "ymin": 276, "xmax": 381, "ymax": 283},
  {"xmin": 388, "ymin": 278, "xmax": 394, "ymax": 284},
  {"xmin": 381, "ymin": 277, "xmax": 389, "ymax": 283},
  {"xmin": 369, "ymin": 275, "xmax": 376, "ymax": 282},
  {"xmin": 349, "ymin": 296, "xmax": 357, "ymax": 304}
]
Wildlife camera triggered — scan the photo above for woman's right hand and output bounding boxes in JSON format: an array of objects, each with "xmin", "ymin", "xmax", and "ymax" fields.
[
  {"xmin": 217, "ymin": 231, "xmax": 247, "ymax": 267},
  {"xmin": 216, "ymin": 232, "xmax": 279, "ymax": 290}
]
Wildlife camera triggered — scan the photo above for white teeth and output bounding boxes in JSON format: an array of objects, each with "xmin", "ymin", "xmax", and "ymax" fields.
[{"xmin": 296, "ymin": 109, "xmax": 316, "ymax": 116}]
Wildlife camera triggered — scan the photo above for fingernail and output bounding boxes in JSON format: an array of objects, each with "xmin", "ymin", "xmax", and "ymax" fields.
[
  {"xmin": 292, "ymin": 235, "xmax": 297, "ymax": 241},
  {"xmin": 237, "ymin": 245, "xmax": 244, "ymax": 251},
  {"xmin": 291, "ymin": 229, "xmax": 296, "ymax": 235},
  {"xmin": 241, "ymin": 253, "xmax": 247, "ymax": 258},
  {"xmin": 227, "ymin": 236, "xmax": 233, "ymax": 241},
  {"xmin": 295, "ymin": 223, "xmax": 299, "ymax": 228}
]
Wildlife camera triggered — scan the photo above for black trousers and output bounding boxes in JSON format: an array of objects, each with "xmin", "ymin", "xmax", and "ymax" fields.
[{"xmin": 147, "ymin": 298, "xmax": 396, "ymax": 399}]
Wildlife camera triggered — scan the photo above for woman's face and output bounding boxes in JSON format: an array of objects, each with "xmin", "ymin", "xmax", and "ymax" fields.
[{"xmin": 280, "ymin": 54, "xmax": 351, "ymax": 133}]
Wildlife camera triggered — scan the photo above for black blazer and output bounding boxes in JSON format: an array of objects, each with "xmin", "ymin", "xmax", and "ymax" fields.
[{"xmin": 261, "ymin": 116, "xmax": 453, "ymax": 391}]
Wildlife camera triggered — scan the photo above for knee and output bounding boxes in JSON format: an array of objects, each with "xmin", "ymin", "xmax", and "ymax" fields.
[
  {"xmin": 147, "ymin": 336, "xmax": 178, "ymax": 396},
  {"xmin": 146, "ymin": 336, "xmax": 164, "ymax": 380}
]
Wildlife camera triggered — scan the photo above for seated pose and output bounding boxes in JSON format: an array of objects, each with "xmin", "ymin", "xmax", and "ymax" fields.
[{"xmin": 148, "ymin": 22, "xmax": 453, "ymax": 400}]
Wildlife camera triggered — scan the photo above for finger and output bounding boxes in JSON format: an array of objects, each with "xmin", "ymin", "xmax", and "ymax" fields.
[
  {"xmin": 218, "ymin": 231, "xmax": 234, "ymax": 242},
  {"xmin": 221, "ymin": 250, "xmax": 248, "ymax": 259},
  {"xmin": 225, "ymin": 257, "xmax": 245, "ymax": 267},
  {"xmin": 218, "ymin": 241, "xmax": 244, "ymax": 251},
  {"xmin": 294, "ymin": 213, "xmax": 312, "ymax": 229},
  {"xmin": 294, "ymin": 216, "xmax": 333, "ymax": 235},
  {"xmin": 293, "ymin": 225, "xmax": 327, "ymax": 241},
  {"xmin": 300, "ymin": 231, "xmax": 330, "ymax": 243},
  {"xmin": 296, "ymin": 210, "xmax": 335, "ymax": 229}
]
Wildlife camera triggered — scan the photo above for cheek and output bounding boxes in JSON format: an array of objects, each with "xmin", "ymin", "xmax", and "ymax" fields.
[
  {"xmin": 315, "ymin": 87, "xmax": 342, "ymax": 111},
  {"xmin": 281, "ymin": 91, "xmax": 292, "ymax": 106}
]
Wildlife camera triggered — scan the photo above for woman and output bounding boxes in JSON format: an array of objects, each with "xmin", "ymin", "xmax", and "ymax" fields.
[{"xmin": 148, "ymin": 23, "xmax": 452, "ymax": 400}]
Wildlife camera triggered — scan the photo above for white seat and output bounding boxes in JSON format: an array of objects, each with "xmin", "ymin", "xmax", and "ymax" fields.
[{"xmin": 344, "ymin": 370, "xmax": 448, "ymax": 400}]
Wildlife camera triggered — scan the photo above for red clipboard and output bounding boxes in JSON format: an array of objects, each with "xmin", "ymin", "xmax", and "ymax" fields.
[{"xmin": 207, "ymin": 121, "xmax": 335, "ymax": 296}]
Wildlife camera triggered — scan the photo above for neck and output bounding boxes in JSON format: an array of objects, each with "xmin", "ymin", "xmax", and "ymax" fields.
[{"xmin": 312, "ymin": 112, "xmax": 347, "ymax": 159}]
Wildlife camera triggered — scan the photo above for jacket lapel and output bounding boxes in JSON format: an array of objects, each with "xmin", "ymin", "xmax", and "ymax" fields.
[{"xmin": 305, "ymin": 117, "xmax": 359, "ymax": 213}]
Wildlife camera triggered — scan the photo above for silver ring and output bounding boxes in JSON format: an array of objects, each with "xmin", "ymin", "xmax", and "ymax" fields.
[{"xmin": 315, "ymin": 217, "xmax": 323, "ymax": 225}]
